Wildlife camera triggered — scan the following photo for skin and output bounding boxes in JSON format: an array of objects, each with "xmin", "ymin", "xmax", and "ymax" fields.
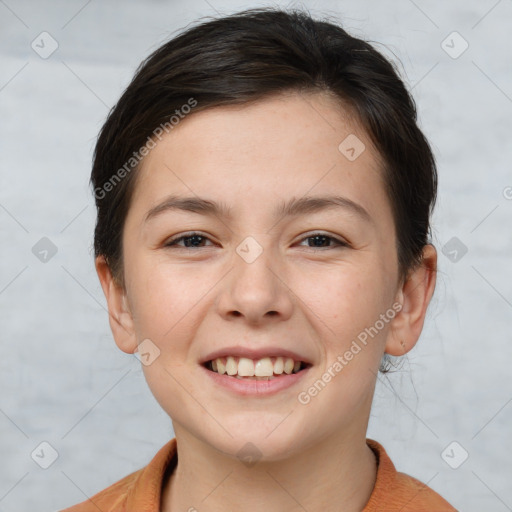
[{"xmin": 96, "ymin": 90, "xmax": 437, "ymax": 512}]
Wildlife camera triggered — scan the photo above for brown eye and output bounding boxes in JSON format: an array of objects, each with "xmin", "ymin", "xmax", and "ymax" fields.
[
  {"xmin": 165, "ymin": 232, "xmax": 213, "ymax": 248},
  {"xmin": 298, "ymin": 233, "xmax": 348, "ymax": 249}
]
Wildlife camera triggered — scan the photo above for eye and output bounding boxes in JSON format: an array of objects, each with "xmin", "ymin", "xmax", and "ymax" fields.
[
  {"xmin": 164, "ymin": 231, "xmax": 349, "ymax": 250},
  {"xmin": 297, "ymin": 232, "xmax": 349, "ymax": 249},
  {"xmin": 164, "ymin": 232, "xmax": 214, "ymax": 249}
]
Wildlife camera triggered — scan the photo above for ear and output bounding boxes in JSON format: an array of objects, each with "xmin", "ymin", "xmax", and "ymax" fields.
[
  {"xmin": 385, "ymin": 244, "xmax": 437, "ymax": 356},
  {"xmin": 95, "ymin": 255, "xmax": 138, "ymax": 354}
]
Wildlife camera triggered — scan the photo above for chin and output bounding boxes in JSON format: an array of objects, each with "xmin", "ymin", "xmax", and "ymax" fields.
[{"xmin": 204, "ymin": 420, "xmax": 306, "ymax": 463}]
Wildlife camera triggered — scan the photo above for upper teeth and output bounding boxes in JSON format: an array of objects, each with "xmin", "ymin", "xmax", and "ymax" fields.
[{"xmin": 210, "ymin": 356, "xmax": 302, "ymax": 377}]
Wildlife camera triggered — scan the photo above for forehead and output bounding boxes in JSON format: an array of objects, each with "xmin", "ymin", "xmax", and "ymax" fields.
[{"xmin": 127, "ymin": 91, "xmax": 390, "ymax": 227}]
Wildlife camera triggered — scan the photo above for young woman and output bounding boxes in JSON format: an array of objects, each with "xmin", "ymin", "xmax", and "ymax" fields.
[{"xmin": 62, "ymin": 7, "xmax": 456, "ymax": 511}]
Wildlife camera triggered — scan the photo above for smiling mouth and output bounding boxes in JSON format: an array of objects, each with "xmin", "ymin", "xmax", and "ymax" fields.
[{"xmin": 203, "ymin": 356, "xmax": 311, "ymax": 380}]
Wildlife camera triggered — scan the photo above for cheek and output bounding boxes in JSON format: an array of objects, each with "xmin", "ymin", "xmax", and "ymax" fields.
[
  {"xmin": 296, "ymin": 260, "xmax": 393, "ymax": 340},
  {"xmin": 125, "ymin": 255, "xmax": 221, "ymax": 356},
  {"xmin": 124, "ymin": 256, "xmax": 179, "ymax": 339},
  {"xmin": 293, "ymin": 265, "xmax": 392, "ymax": 421}
]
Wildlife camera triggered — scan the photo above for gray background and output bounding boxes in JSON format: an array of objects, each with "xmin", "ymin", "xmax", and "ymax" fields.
[{"xmin": 1, "ymin": 0, "xmax": 511, "ymax": 510}]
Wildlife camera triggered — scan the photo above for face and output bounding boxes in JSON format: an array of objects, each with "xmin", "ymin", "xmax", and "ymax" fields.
[{"xmin": 100, "ymin": 91, "xmax": 421, "ymax": 461}]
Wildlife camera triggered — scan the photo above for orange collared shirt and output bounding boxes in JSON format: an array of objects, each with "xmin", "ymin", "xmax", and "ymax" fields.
[{"xmin": 61, "ymin": 438, "xmax": 457, "ymax": 511}]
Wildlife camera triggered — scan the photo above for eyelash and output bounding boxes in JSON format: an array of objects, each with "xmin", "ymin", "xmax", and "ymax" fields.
[{"xmin": 164, "ymin": 231, "xmax": 349, "ymax": 250}]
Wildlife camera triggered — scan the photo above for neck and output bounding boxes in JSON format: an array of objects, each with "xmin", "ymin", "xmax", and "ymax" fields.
[{"xmin": 161, "ymin": 427, "xmax": 377, "ymax": 512}]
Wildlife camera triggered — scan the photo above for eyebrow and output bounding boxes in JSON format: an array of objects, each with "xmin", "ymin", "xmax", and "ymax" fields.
[{"xmin": 143, "ymin": 194, "xmax": 372, "ymax": 224}]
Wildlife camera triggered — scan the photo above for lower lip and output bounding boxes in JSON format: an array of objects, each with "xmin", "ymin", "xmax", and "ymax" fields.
[{"xmin": 200, "ymin": 364, "xmax": 311, "ymax": 396}]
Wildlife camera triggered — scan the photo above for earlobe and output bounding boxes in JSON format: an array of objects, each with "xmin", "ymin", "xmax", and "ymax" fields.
[
  {"xmin": 95, "ymin": 255, "xmax": 138, "ymax": 354},
  {"xmin": 385, "ymin": 244, "xmax": 437, "ymax": 356}
]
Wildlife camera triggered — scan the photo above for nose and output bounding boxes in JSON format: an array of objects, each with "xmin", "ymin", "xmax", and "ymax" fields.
[{"xmin": 215, "ymin": 235, "xmax": 294, "ymax": 325}]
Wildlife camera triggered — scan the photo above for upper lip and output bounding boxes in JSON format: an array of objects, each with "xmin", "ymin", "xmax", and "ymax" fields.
[{"xmin": 200, "ymin": 346, "xmax": 313, "ymax": 365}]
